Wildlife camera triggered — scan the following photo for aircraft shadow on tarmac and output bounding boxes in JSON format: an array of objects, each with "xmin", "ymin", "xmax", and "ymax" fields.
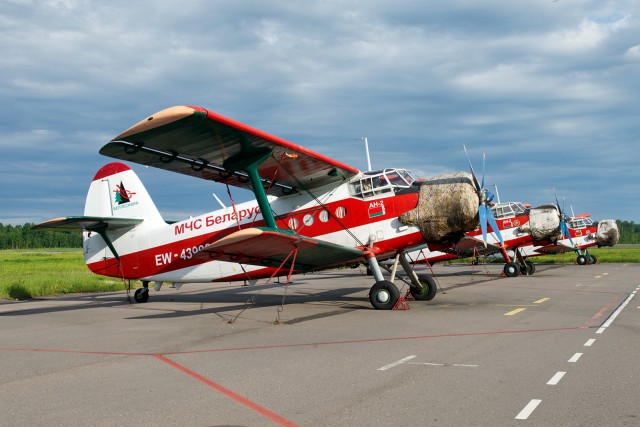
[
  {"xmin": 0, "ymin": 265, "xmax": 564, "ymax": 322},
  {"xmin": 0, "ymin": 274, "xmax": 371, "ymax": 322}
]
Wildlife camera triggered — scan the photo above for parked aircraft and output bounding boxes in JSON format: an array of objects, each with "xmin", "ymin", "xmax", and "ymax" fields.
[{"xmin": 35, "ymin": 105, "xmax": 492, "ymax": 309}]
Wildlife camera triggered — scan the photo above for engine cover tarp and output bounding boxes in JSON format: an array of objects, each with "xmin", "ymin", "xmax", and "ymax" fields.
[
  {"xmin": 399, "ymin": 172, "xmax": 478, "ymax": 242},
  {"xmin": 596, "ymin": 219, "xmax": 619, "ymax": 247},
  {"xmin": 521, "ymin": 204, "xmax": 560, "ymax": 242}
]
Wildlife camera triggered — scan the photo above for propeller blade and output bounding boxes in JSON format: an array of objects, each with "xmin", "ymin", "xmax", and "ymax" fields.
[
  {"xmin": 486, "ymin": 206, "xmax": 505, "ymax": 245},
  {"xmin": 463, "ymin": 144, "xmax": 481, "ymax": 192},
  {"xmin": 561, "ymin": 220, "xmax": 575, "ymax": 246},
  {"xmin": 479, "ymin": 203, "xmax": 488, "ymax": 247},
  {"xmin": 553, "ymin": 188, "xmax": 562, "ymax": 213}
]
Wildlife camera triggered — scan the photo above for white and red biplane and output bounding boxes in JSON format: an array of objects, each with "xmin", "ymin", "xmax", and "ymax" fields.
[
  {"xmin": 521, "ymin": 213, "xmax": 619, "ymax": 264},
  {"xmin": 36, "ymin": 105, "xmax": 490, "ymax": 309},
  {"xmin": 408, "ymin": 202, "xmax": 619, "ymax": 274}
]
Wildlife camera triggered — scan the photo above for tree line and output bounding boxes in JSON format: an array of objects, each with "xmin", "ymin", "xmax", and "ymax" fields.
[
  {"xmin": 1, "ymin": 220, "xmax": 640, "ymax": 249},
  {"xmin": 0, "ymin": 223, "xmax": 82, "ymax": 249},
  {"xmin": 616, "ymin": 220, "xmax": 640, "ymax": 244}
]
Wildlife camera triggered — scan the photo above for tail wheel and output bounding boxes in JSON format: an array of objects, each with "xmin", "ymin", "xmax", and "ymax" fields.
[
  {"xmin": 577, "ymin": 255, "xmax": 587, "ymax": 265},
  {"xmin": 504, "ymin": 262, "xmax": 519, "ymax": 277},
  {"xmin": 369, "ymin": 281, "xmax": 400, "ymax": 310},
  {"xmin": 410, "ymin": 274, "xmax": 437, "ymax": 301},
  {"xmin": 134, "ymin": 288, "xmax": 149, "ymax": 303}
]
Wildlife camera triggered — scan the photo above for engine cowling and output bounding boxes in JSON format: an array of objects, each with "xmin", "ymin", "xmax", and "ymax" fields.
[
  {"xmin": 595, "ymin": 219, "xmax": 619, "ymax": 247},
  {"xmin": 399, "ymin": 172, "xmax": 479, "ymax": 243},
  {"xmin": 519, "ymin": 204, "xmax": 561, "ymax": 242}
]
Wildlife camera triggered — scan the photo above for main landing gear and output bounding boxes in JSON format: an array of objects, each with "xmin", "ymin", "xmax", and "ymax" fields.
[
  {"xmin": 576, "ymin": 248, "xmax": 597, "ymax": 265},
  {"xmin": 502, "ymin": 248, "xmax": 536, "ymax": 278},
  {"xmin": 577, "ymin": 252, "xmax": 597, "ymax": 265},
  {"xmin": 367, "ymin": 253, "xmax": 437, "ymax": 310}
]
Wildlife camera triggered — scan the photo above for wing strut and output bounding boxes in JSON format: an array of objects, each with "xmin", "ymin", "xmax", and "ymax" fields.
[{"xmin": 223, "ymin": 141, "xmax": 278, "ymax": 229}]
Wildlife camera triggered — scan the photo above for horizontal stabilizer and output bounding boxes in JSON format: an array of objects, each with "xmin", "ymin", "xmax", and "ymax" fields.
[
  {"xmin": 33, "ymin": 216, "xmax": 143, "ymax": 231},
  {"xmin": 202, "ymin": 227, "xmax": 365, "ymax": 271}
]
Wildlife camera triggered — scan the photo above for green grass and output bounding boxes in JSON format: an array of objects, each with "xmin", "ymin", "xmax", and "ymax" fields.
[
  {"xmin": 0, "ymin": 250, "xmax": 130, "ymax": 300},
  {"xmin": 466, "ymin": 245, "xmax": 640, "ymax": 265}
]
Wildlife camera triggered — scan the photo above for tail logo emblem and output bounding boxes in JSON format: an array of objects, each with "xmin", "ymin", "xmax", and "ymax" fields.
[{"xmin": 114, "ymin": 181, "xmax": 136, "ymax": 205}]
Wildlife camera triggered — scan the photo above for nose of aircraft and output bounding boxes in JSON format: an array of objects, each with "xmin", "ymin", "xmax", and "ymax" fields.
[
  {"xmin": 595, "ymin": 219, "xmax": 619, "ymax": 247},
  {"xmin": 398, "ymin": 172, "xmax": 479, "ymax": 243}
]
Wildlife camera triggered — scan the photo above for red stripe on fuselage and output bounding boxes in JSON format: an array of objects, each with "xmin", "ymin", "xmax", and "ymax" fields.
[{"xmin": 87, "ymin": 192, "xmax": 421, "ymax": 280}]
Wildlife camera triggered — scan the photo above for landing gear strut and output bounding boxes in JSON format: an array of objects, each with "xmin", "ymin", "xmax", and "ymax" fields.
[
  {"xmin": 367, "ymin": 252, "xmax": 437, "ymax": 310},
  {"xmin": 502, "ymin": 248, "xmax": 536, "ymax": 277},
  {"xmin": 134, "ymin": 281, "xmax": 150, "ymax": 303}
]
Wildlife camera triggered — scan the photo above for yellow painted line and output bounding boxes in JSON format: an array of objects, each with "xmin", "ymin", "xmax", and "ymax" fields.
[
  {"xmin": 495, "ymin": 304, "xmax": 536, "ymax": 307},
  {"xmin": 504, "ymin": 308, "xmax": 527, "ymax": 316},
  {"xmin": 603, "ymin": 273, "xmax": 609, "ymax": 276},
  {"xmin": 533, "ymin": 298, "xmax": 550, "ymax": 304},
  {"xmin": 595, "ymin": 276, "xmax": 602, "ymax": 279}
]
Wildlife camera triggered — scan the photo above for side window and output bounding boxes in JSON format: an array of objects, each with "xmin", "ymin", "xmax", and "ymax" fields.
[
  {"xmin": 287, "ymin": 217, "xmax": 299, "ymax": 230},
  {"xmin": 303, "ymin": 214, "xmax": 314, "ymax": 227}
]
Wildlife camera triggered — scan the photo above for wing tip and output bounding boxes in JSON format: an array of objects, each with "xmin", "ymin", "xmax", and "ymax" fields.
[{"xmin": 112, "ymin": 106, "xmax": 199, "ymax": 141}]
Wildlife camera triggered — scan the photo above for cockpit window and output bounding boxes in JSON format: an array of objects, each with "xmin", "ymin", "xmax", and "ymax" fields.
[
  {"xmin": 510, "ymin": 202, "xmax": 526, "ymax": 214},
  {"xmin": 492, "ymin": 202, "xmax": 527, "ymax": 219},
  {"xmin": 568, "ymin": 217, "xmax": 593, "ymax": 229},
  {"xmin": 351, "ymin": 168, "xmax": 415, "ymax": 198}
]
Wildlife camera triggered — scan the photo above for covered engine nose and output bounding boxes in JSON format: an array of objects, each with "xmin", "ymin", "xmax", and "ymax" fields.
[
  {"xmin": 518, "ymin": 204, "xmax": 561, "ymax": 242},
  {"xmin": 596, "ymin": 219, "xmax": 619, "ymax": 247},
  {"xmin": 398, "ymin": 172, "xmax": 479, "ymax": 242}
]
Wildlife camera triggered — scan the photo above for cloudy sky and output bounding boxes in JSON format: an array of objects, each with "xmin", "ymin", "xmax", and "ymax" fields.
[{"xmin": 2, "ymin": 0, "xmax": 639, "ymax": 225}]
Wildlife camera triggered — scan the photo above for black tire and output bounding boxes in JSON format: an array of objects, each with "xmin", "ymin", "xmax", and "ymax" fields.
[
  {"xmin": 369, "ymin": 281, "xmax": 400, "ymax": 310},
  {"xmin": 520, "ymin": 261, "xmax": 535, "ymax": 276},
  {"xmin": 134, "ymin": 288, "xmax": 149, "ymax": 303},
  {"xmin": 410, "ymin": 274, "xmax": 437, "ymax": 301},
  {"xmin": 577, "ymin": 255, "xmax": 587, "ymax": 265},
  {"xmin": 589, "ymin": 255, "xmax": 597, "ymax": 264},
  {"xmin": 504, "ymin": 262, "xmax": 519, "ymax": 277}
]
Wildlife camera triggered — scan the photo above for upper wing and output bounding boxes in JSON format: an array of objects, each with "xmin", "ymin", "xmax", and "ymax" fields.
[
  {"xmin": 201, "ymin": 227, "xmax": 365, "ymax": 271},
  {"xmin": 33, "ymin": 216, "xmax": 143, "ymax": 231},
  {"xmin": 100, "ymin": 106, "xmax": 360, "ymax": 196}
]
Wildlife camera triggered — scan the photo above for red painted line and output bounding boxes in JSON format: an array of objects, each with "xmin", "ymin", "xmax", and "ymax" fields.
[
  {"xmin": 580, "ymin": 295, "xmax": 624, "ymax": 329},
  {"xmin": 153, "ymin": 354, "xmax": 299, "ymax": 427}
]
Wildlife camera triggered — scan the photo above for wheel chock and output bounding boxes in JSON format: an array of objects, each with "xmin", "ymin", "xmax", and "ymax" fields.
[{"xmin": 392, "ymin": 290, "xmax": 413, "ymax": 310}]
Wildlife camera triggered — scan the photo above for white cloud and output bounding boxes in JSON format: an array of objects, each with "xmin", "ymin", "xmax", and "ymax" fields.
[{"xmin": 1, "ymin": 1, "xmax": 639, "ymax": 224}]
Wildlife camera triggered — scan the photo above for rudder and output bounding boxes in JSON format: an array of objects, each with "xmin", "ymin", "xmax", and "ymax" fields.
[{"xmin": 85, "ymin": 162, "xmax": 164, "ymax": 224}]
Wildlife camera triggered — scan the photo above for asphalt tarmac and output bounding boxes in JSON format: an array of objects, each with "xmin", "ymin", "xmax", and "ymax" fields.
[{"xmin": 1, "ymin": 262, "xmax": 639, "ymax": 426}]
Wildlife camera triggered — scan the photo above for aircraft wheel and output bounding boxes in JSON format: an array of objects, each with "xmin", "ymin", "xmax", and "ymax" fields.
[
  {"xmin": 577, "ymin": 255, "xmax": 587, "ymax": 265},
  {"xmin": 504, "ymin": 262, "xmax": 519, "ymax": 277},
  {"xmin": 520, "ymin": 261, "xmax": 535, "ymax": 276},
  {"xmin": 589, "ymin": 255, "xmax": 597, "ymax": 264},
  {"xmin": 369, "ymin": 281, "xmax": 400, "ymax": 310},
  {"xmin": 410, "ymin": 274, "xmax": 437, "ymax": 301},
  {"xmin": 134, "ymin": 288, "xmax": 149, "ymax": 303}
]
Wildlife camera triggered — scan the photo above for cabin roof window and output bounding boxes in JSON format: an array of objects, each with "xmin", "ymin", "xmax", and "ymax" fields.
[
  {"xmin": 351, "ymin": 168, "xmax": 415, "ymax": 198},
  {"xmin": 491, "ymin": 202, "xmax": 527, "ymax": 219}
]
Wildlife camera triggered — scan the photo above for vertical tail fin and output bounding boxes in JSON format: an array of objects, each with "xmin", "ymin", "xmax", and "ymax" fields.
[{"xmin": 85, "ymin": 162, "xmax": 164, "ymax": 224}]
